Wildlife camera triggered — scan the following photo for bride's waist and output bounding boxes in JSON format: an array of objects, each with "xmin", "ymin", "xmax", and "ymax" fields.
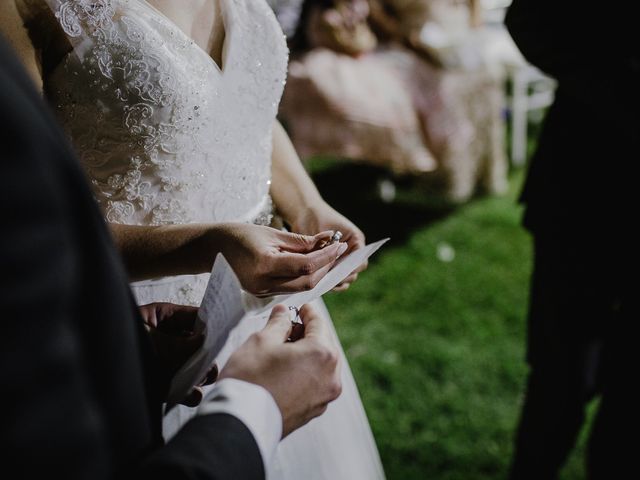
[
  {"xmin": 97, "ymin": 188, "xmax": 273, "ymax": 225},
  {"xmin": 130, "ymin": 273, "xmax": 210, "ymax": 306},
  {"xmin": 131, "ymin": 273, "xmax": 209, "ymax": 287}
]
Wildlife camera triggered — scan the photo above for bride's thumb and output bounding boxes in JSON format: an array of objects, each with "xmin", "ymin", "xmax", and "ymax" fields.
[{"xmin": 280, "ymin": 230, "xmax": 333, "ymax": 252}]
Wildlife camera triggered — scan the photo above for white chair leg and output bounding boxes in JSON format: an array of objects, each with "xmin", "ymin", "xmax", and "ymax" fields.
[{"xmin": 511, "ymin": 68, "xmax": 529, "ymax": 167}]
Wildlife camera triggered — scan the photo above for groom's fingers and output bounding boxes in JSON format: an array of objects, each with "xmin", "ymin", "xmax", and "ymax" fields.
[
  {"xmin": 156, "ymin": 305, "xmax": 199, "ymax": 333},
  {"xmin": 269, "ymin": 242, "xmax": 347, "ymax": 278},
  {"xmin": 180, "ymin": 386, "xmax": 204, "ymax": 407},
  {"xmin": 297, "ymin": 304, "xmax": 339, "ymax": 352},
  {"xmin": 260, "ymin": 304, "xmax": 294, "ymax": 343},
  {"xmin": 200, "ymin": 363, "xmax": 219, "ymax": 386},
  {"xmin": 297, "ymin": 304, "xmax": 327, "ymax": 338}
]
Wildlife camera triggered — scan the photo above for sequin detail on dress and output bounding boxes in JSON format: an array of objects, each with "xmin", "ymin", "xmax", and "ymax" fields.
[{"xmin": 46, "ymin": 0, "xmax": 289, "ymax": 226}]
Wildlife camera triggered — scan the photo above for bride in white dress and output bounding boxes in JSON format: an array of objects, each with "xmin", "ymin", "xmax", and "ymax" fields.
[{"xmin": 6, "ymin": 0, "xmax": 385, "ymax": 478}]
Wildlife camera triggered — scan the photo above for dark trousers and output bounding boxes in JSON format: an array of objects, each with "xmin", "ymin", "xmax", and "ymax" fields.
[{"xmin": 508, "ymin": 231, "xmax": 632, "ymax": 480}]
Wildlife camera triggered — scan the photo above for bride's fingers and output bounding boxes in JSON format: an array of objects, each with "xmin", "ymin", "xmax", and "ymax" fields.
[
  {"xmin": 277, "ymin": 230, "xmax": 334, "ymax": 253},
  {"xmin": 331, "ymin": 248, "xmax": 367, "ymax": 273},
  {"xmin": 343, "ymin": 236, "xmax": 366, "ymax": 258},
  {"xmin": 354, "ymin": 259, "xmax": 368, "ymax": 274},
  {"xmin": 311, "ymin": 231, "xmax": 337, "ymax": 250},
  {"xmin": 268, "ymin": 242, "xmax": 348, "ymax": 277},
  {"xmin": 139, "ymin": 303, "xmax": 159, "ymax": 329},
  {"xmin": 330, "ymin": 270, "xmax": 359, "ymax": 292},
  {"xmin": 332, "ymin": 284, "xmax": 350, "ymax": 292},
  {"xmin": 267, "ymin": 261, "xmax": 335, "ymax": 293},
  {"xmin": 156, "ymin": 306, "xmax": 199, "ymax": 334},
  {"xmin": 334, "ymin": 272, "xmax": 357, "ymax": 288}
]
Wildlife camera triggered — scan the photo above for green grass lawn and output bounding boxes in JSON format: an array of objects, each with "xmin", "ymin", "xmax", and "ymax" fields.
[{"xmin": 309, "ymin": 162, "xmax": 592, "ymax": 479}]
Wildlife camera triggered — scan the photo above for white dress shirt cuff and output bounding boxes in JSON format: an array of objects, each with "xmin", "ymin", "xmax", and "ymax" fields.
[{"xmin": 197, "ymin": 378, "xmax": 282, "ymax": 470}]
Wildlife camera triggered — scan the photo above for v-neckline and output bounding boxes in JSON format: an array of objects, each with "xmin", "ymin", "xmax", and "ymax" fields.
[{"xmin": 138, "ymin": 0, "xmax": 231, "ymax": 74}]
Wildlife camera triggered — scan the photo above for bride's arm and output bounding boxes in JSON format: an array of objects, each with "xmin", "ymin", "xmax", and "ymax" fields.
[
  {"xmin": 0, "ymin": 0, "xmax": 42, "ymax": 89},
  {"xmin": 110, "ymin": 222, "xmax": 346, "ymax": 295},
  {"xmin": 269, "ymin": 121, "xmax": 325, "ymax": 223},
  {"xmin": 110, "ymin": 223, "xmax": 225, "ymax": 281},
  {"xmin": 1, "ymin": 7, "xmax": 345, "ymax": 296},
  {"xmin": 270, "ymin": 121, "xmax": 367, "ymax": 290}
]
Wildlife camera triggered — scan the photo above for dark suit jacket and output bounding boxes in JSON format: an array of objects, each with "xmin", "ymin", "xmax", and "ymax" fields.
[
  {"xmin": 0, "ymin": 36, "xmax": 264, "ymax": 479},
  {"xmin": 505, "ymin": 0, "xmax": 639, "ymax": 236}
]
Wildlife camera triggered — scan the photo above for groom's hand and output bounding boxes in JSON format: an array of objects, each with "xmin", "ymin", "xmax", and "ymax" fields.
[
  {"xmin": 218, "ymin": 304, "xmax": 342, "ymax": 437},
  {"xmin": 140, "ymin": 303, "xmax": 218, "ymax": 407}
]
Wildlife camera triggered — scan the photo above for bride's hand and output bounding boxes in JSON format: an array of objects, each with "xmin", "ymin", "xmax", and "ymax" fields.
[
  {"xmin": 289, "ymin": 202, "xmax": 367, "ymax": 291},
  {"xmin": 214, "ymin": 224, "xmax": 349, "ymax": 296}
]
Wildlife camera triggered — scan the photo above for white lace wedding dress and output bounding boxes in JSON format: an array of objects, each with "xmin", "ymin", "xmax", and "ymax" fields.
[{"xmin": 42, "ymin": 1, "xmax": 384, "ymax": 478}]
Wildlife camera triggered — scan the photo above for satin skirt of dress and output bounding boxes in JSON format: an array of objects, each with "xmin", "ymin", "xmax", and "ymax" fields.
[{"xmin": 132, "ymin": 274, "xmax": 386, "ymax": 480}]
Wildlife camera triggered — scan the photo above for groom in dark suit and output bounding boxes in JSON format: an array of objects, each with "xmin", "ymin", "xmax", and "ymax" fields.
[
  {"xmin": 506, "ymin": 1, "xmax": 638, "ymax": 478},
  {"xmin": 0, "ymin": 35, "xmax": 341, "ymax": 480}
]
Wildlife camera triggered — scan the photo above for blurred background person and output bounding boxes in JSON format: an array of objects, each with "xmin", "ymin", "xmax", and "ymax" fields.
[
  {"xmin": 282, "ymin": 0, "xmax": 439, "ymax": 178},
  {"xmin": 279, "ymin": 0, "xmax": 513, "ymax": 202}
]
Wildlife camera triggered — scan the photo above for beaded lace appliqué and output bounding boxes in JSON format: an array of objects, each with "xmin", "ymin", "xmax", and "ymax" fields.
[{"xmin": 46, "ymin": 0, "xmax": 289, "ymax": 226}]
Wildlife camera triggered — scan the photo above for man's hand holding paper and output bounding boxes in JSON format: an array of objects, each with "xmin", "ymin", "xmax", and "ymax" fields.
[{"xmin": 166, "ymin": 236, "xmax": 389, "ymax": 406}]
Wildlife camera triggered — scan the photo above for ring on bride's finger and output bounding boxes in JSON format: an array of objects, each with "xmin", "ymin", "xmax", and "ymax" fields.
[{"xmin": 330, "ymin": 231, "xmax": 343, "ymax": 244}]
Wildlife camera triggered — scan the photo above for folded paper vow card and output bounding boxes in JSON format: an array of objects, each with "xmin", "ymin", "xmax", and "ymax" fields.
[{"xmin": 166, "ymin": 238, "xmax": 389, "ymax": 406}]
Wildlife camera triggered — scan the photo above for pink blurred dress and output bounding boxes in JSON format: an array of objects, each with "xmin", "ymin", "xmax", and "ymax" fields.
[{"xmin": 279, "ymin": 0, "xmax": 508, "ymax": 201}]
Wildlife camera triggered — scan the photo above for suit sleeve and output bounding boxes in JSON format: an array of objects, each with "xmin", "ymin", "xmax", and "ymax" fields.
[
  {"xmin": 0, "ymin": 37, "xmax": 267, "ymax": 480},
  {"xmin": 137, "ymin": 413, "xmax": 266, "ymax": 480},
  {"xmin": 0, "ymin": 55, "xmax": 114, "ymax": 477},
  {"xmin": 136, "ymin": 378, "xmax": 282, "ymax": 479},
  {"xmin": 505, "ymin": 0, "xmax": 640, "ymax": 115}
]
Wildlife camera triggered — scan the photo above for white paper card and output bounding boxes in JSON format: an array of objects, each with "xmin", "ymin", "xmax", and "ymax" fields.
[
  {"xmin": 166, "ymin": 238, "xmax": 389, "ymax": 406},
  {"xmin": 248, "ymin": 238, "xmax": 390, "ymax": 318},
  {"xmin": 166, "ymin": 254, "xmax": 244, "ymax": 406}
]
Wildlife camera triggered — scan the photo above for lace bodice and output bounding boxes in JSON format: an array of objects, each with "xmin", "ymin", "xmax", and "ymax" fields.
[{"xmin": 43, "ymin": 0, "xmax": 288, "ymax": 225}]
